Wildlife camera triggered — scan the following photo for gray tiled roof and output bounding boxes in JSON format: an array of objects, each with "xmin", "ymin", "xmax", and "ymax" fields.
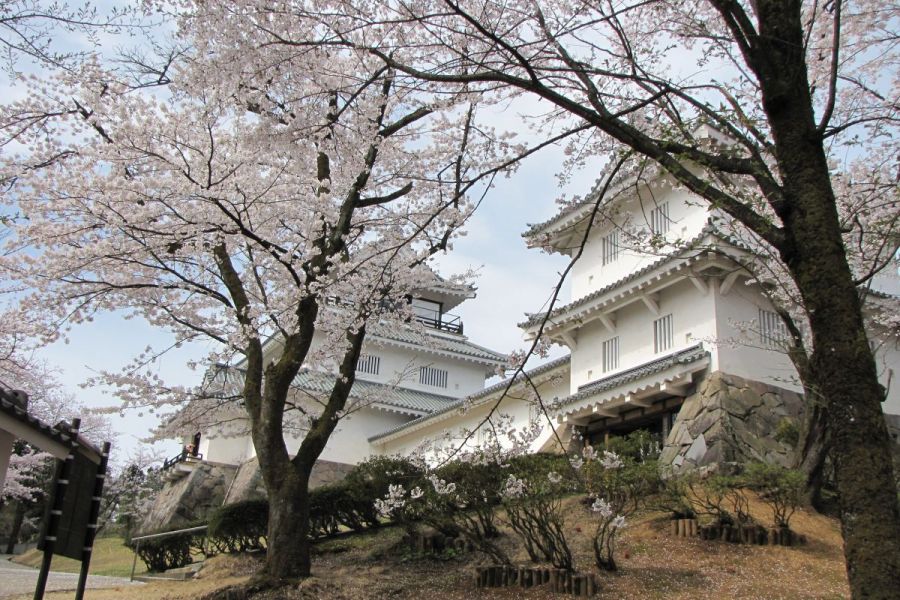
[
  {"xmin": 368, "ymin": 354, "xmax": 572, "ymax": 442},
  {"xmin": 523, "ymin": 161, "xmax": 658, "ymax": 238},
  {"xmin": 520, "ymin": 222, "xmax": 728, "ymax": 328},
  {"xmin": 370, "ymin": 327, "xmax": 508, "ymax": 364},
  {"xmin": 561, "ymin": 344, "xmax": 708, "ymax": 407},
  {"xmin": 0, "ymin": 388, "xmax": 102, "ymax": 459},
  {"xmin": 293, "ymin": 370, "xmax": 459, "ymax": 415}
]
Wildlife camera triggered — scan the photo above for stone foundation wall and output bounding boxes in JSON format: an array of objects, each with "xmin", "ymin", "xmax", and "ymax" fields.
[
  {"xmin": 660, "ymin": 371, "xmax": 804, "ymax": 473},
  {"xmin": 143, "ymin": 456, "xmax": 356, "ymax": 532},
  {"xmin": 140, "ymin": 461, "xmax": 237, "ymax": 533},
  {"xmin": 224, "ymin": 457, "xmax": 355, "ymax": 503}
]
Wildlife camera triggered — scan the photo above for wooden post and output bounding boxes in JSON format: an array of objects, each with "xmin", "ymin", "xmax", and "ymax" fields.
[{"xmin": 74, "ymin": 441, "xmax": 111, "ymax": 600}]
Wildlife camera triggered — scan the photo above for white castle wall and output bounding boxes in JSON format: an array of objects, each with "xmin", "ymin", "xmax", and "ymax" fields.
[
  {"xmin": 357, "ymin": 339, "xmax": 489, "ymax": 398},
  {"xmin": 568, "ymin": 278, "xmax": 718, "ymax": 393},
  {"xmin": 570, "ymin": 184, "xmax": 710, "ymax": 300},
  {"xmin": 378, "ymin": 370, "xmax": 570, "ymax": 460}
]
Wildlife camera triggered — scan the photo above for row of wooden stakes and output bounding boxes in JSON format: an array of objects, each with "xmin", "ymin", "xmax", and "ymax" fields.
[
  {"xmin": 698, "ymin": 524, "xmax": 807, "ymax": 546},
  {"xmin": 671, "ymin": 518, "xmax": 807, "ymax": 546},
  {"xmin": 474, "ymin": 565, "xmax": 598, "ymax": 596}
]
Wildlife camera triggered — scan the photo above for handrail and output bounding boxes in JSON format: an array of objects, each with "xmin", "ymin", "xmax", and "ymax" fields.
[
  {"xmin": 130, "ymin": 525, "xmax": 208, "ymax": 542},
  {"xmin": 161, "ymin": 449, "xmax": 204, "ymax": 471},
  {"xmin": 129, "ymin": 525, "xmax": 208, "ymax": 581}
]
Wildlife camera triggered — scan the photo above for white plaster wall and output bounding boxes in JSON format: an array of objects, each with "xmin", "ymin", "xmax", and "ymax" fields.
[
  {"xmin": 379, "ymin": 372, "xmax": 570, "ymax": 460},
  {"xmin": 571, "ymin": 185, "xmax": 711, "ymax": 300},
  {"xmin": 711, "ymin": 281, "xmax": 803, "ymax": 391},
  {"xmin": 280, "ymin": 406, "xmax": 413, "ymax": 465},
  {"xmin": 568, "ymin": 278, "xmax": 718, "ymax": 393},
  {"xmin": 355, "ymin": 340, "xmax": 489, "ymax": 398},
  {"xmin": 201, "ymin": 423, "xmax": 253, "ymax": 465}
]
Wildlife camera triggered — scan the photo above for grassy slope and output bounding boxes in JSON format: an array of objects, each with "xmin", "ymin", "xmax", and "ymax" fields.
[
  {"xmin": 11, "ymin": 536, "xmax": 146, "ymax": 578},
  {"xmin": 9, "ymin": 495, "xmax": 851, "ymax": 599}
]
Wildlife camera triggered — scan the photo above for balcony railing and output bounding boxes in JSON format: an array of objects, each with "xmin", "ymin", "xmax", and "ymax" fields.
[
  {"xmin": 162, "ymin": 449, "xmax": 203, "ymax": 471},
  {"xmin": 415, "ymin": 311, "xmax": 463, "ymax": 334}
]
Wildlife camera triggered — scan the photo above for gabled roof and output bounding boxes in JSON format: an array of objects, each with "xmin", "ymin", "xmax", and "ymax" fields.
[
  {"xmin": 562, "ymin": 344, "xmax": 708, "ymax": 409},
  {"xmin": 520, "ymin": 222, "xmax": 746, "ymax": 330},
  {"xmin": 0, "ymin": 388, "xmax": 103, "ymax": 464},
  {"xmin": 368, "ymin": 354, "xmax": 572, "ymax": 443},
  {"xmin": 293, "ymin": 370, "xmax": 460, "ymax": 416},
  {"xmin": 369, "ymin": 328, "xmax": 508, "ymax": 366},
  {"xmin": 523, "ymin": 161, "xmax": 666, "ymax": 242},
  {"xmin": 524, "ymin": 125, "xmax": 732, "ymax": 243}
]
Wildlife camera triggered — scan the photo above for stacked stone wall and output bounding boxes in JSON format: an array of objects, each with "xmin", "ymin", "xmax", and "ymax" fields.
[
  {"xmin": 224, "ymin": 457, "xmax": 355, "ymax": 503},
  {"xmin": 660, "ymin": 371, "xmax": 804, "ymax": 473},
  {"xmin": 142, "ymin": 456, "xmax": 357, "ymax": 532},
  {"xmin": 140, "ymin": 462, "xmax": 236, "ymax": 533}
]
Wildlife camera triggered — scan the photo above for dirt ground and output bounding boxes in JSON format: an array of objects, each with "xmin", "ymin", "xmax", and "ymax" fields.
[{"xmin": 12, "ymin": 496, "xmax": 850, "ymax": 600}]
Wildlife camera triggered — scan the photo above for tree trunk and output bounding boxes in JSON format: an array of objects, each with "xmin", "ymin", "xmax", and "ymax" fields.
[
  {"xmin": 746, "ymin": 3, "xmax": 900, "ymax": 595},
  {"xmin": 795, "ymin": 396, "xmax": 828, "ymax": 507},
  {"xmin": 5, "ymin": 501, "xmax": 26, "ymax": 554},
  {"xmin": 257, "ymin": 465, "xmax": 312, "ymax": 582}
]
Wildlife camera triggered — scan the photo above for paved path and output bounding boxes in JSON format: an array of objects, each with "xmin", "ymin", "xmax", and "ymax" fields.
[{"xmin": 0, "ymin": 556, "xmax": 141, "ymax": 598}]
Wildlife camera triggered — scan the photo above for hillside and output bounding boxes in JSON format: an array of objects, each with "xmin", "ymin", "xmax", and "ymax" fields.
[{"xmin": 9, "ymin": 495, "xmax": 850, "ymax": 600}]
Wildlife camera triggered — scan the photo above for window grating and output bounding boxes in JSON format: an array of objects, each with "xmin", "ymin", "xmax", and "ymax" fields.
[
  {"xmin": 602, "ymin": 337, "xmax": 619, "ymax": 372},
  {"xmin": 357, "ymin": 354, "xmax": 380, "ymax": 375},
  {"xmin": 602, "ymin": 230, "xmax": 620, "ymax": 265},
  {"xmin": 758, "ymin": 309, "xmax": 787, "ymax": 347},
  {"xmin": 650, "ymin": 202, "xmax": 670, "ymax": 236},
  {"xmin": 654, "ymin": 314, "xmax": 674, "ymax": 354},
  {"xmin": 419, "ymin": 365, "xmax": 448, "ymax": 388}
]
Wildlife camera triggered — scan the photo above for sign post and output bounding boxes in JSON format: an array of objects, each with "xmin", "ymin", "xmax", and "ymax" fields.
[{"xmin": 32, "ymin": 418, "xmax": 111, "ymax": 600}]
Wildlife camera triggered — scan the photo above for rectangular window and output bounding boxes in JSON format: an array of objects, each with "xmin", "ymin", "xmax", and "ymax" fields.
[
  {"xmin": 758, "ymin": 309, "xmax": 787, "ymax": 347},
  {"xmin": 650, "ymin": 202, "xmax": 670, "ymax": 236},
  {"xmin": 419, "ymin": 365, "xmax": 448, "ymax": 388},
  {"xmin": 602, "ymin": 336, "xmax": 619, "ymax": 372},
  {"xmin": 412, "ymin": 298, "xmax": 442, "ymax": 321},
  {"xmin": 654, "ymin": 314, "xmax": 674, "ymax": 354},
  {"xmin": 601, "ymin": 230, "xmax": 620, "ymax": 265},
  {"xmin": 356, "ymin": 354, "xmax": 380, "ymax": 375}
]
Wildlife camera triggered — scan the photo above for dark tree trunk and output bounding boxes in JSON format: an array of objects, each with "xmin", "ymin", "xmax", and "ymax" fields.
[
  {"xmin": 258, "ymin": 465, "xmax": 312, "ymax": 581},
  {"xmin": 749, "ymin": 3, "xmax": 900, "ymax": 595},
  {"xmin": 795, "ymin": 393, "xmax": 829, "ymax": 507},
  {"xmin": 5, "ymin": 501, "xmax": 27, "ymax": 554}
]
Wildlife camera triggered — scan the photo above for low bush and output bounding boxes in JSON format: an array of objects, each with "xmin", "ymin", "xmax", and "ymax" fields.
[
  {"xmin": 582, "ymin": 447, "xmax": 659, "ymax": 572},
  {"xmin": 126, "ymin": 522, "xmax": 206, "ymax": 572},
  {"xmin": 742, "ymin": 462, "xmax": 805, "ymax": 529},
  {"xmin": 344, "ymin": 456, "xmax": 424, "ymax": 512},
  {"xmin": 207, "ymin": 499, "xmax": 268, "ymax": 553},
  {"xmin": 501, "ymin": 470, "xmax": 573, "ymax": 571},
  {"xmin": 309, "ymin": 482, "xmax": 380, "ymax": 537}
]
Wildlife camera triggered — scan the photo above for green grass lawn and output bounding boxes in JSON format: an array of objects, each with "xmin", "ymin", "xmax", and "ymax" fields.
[{"xmin": 11, "ymin": 536, "xmax": 147, "ymax": 578}]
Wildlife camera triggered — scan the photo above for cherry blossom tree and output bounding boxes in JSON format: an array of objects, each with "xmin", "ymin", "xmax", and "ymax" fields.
[
  {"xmin": 0, "ymin": 5, "xmax": 524, "ymax": 585},
  {"xmin": 256, "ymin": 1, "xmax": 899, "ymax": 594}
]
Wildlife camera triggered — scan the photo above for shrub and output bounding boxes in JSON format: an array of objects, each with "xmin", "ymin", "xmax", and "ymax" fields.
[
  {"xmin": 581, "ymin": 446, "xmax": 659, "ymax": 571},
  {"xmin": 604, "ymin": 429, "xmax": 662, "ymax": 463},
  {"xmin": 207, "ymin": 499, "xmax": 268, "ymax": 553},
  {"xmin": 680, "ymin": 473, "xmax": 752, "ymax": 526},
  {"xmin": 434, "ymin": 459, "xmax": 507, "ymax": 538},
  {"xmin": 742, "ymin": 462, "xmax": 805, "ymax": 528},
  {"xmin": 373, "ymin": 456, "xmax": 511, "ymax": 564},
  {"xmin": 126, "ymin": 522, "xmax": 206, "ymax": 572},
  {"xmin": 309, "ymin": 482, "xmax": 379, "ymax": 537},
  {"xmin": 507, "ymin": 452, "xmax": 579, "ymax": 489},
  {"xmin": 774, "ymin": 419, "xmax": 800, "ymax": 448},
  {"xmin": 501, "ymin": 470, "xmax": 574, "ymax": 571},
  {"xmin": 344, "ymin": 456, "xmax": 424, "ymax": 513}
]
